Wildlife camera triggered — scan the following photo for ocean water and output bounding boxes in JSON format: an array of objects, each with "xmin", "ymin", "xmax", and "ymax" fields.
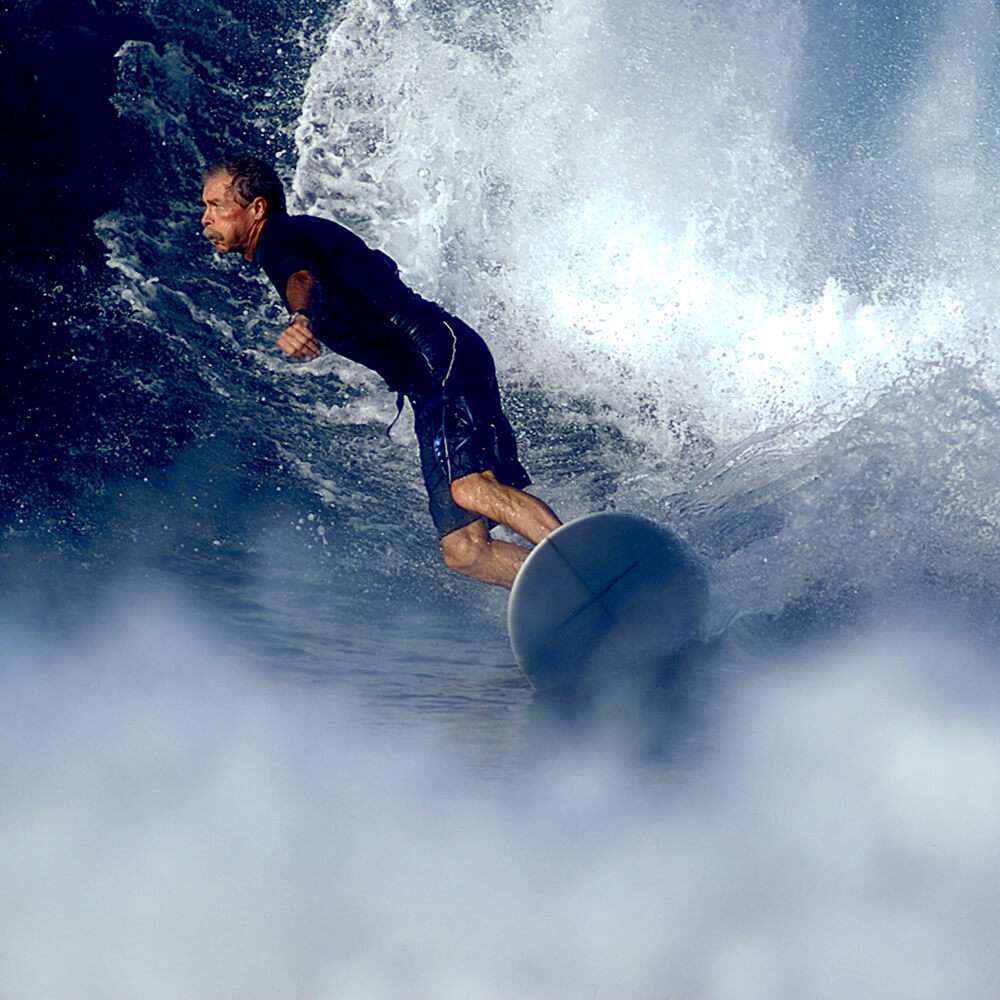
[{"xmin": 4, "ymin": 0, "xmax": 1000, "ymax": 995}]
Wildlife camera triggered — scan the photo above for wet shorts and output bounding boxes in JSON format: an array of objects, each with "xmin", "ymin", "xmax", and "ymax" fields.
[{"xmin": 409, "ymin": 319, "xmax": 531, "ymax": 538}]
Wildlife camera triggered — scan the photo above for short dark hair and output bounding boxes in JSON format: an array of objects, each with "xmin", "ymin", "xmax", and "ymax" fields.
[{"xmin": 204, "ymin": 155, "xmax": 287, "ymax": 216}]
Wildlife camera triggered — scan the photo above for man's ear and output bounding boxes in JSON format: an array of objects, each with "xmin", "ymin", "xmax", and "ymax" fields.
[{"xmin": 251, "ymin": 196, "xmax": 268, "ymax": 220}]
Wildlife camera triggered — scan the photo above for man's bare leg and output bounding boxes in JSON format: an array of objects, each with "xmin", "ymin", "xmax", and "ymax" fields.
[
  {"xmin": 440, "ymin": 519, "xmax": 535, "ymax": 588},
  {"xmin": 439, "ymin": 472, "xmax": 562, "ymax": 588},
  {"xmin": 450, "ymin": 471, "xmax": 561, "ymax": 544}
]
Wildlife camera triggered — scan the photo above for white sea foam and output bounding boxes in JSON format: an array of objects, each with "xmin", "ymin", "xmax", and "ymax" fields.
[
  {"xmin": 293, "ymin": 0, "xmax": 1000, "ymax": 450},
  {"xmin": 3, "ymin": 595, "xmax": 1000, "ymax": 998}
]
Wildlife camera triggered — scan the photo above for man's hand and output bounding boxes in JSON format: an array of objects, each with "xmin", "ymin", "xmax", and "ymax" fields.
[{"xmin": 277, "ymin": 313, "xmax": 322, "ymax": 360}]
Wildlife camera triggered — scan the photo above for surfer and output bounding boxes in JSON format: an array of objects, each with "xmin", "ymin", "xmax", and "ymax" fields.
[{"xmin": 199, "ymin": 156, "xmax": 561, "ymax": 588}]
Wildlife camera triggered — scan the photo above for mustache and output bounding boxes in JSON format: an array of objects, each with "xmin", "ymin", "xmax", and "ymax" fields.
[{"xmin": 203, "ymin": 227, "xmax": 222, "ymax": 241}]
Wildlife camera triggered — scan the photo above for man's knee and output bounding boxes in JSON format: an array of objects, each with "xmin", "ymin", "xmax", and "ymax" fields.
[{"xmin": 440, "ymin": 522, "xmax": 489, "ymax": 573}]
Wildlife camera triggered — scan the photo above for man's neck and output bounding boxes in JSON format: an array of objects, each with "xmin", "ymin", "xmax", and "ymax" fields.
[{"xmin": 243, "ymin": 216, "xmax": 267, "ymax": 262}]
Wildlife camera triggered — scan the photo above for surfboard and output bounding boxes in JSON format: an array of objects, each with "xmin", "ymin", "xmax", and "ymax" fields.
[{"xmin": 507, "ymin": 512, "xmax": 707, "ymax": 693}]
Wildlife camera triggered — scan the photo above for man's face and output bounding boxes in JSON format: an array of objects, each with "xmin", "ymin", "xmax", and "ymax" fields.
[{"xmin": 200, "ymin": 172, "xmax": 257, "ymax": 253}]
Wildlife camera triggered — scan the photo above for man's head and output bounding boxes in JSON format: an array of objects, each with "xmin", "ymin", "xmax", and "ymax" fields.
[{"xmin": 200, "ymin": 156, "xmax": 286, "ymax": 256}]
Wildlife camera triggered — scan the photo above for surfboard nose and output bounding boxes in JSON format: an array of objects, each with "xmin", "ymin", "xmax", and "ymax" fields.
[{"xmin": 508, "ymin": 512, "xmax": 708, "ymax": 694}]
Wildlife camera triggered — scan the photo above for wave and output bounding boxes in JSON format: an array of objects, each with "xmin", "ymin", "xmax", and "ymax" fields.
[{"xmin": 6, "ymin": 0, "xmax": 1000, "ymax": 654}]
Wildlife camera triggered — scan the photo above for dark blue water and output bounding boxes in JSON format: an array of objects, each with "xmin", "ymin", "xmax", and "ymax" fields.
[{"xmin": 4, "ymin": 0, "xmax": 1000, "ymax": 994}]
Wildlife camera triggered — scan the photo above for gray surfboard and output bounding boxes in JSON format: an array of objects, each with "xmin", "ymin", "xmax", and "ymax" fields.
[{"xmin": 507, "ymin": 512, "xmax": 707, "ymax": 692}]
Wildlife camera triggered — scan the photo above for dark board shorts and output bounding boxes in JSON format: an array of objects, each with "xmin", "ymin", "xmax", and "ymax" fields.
[{"xmin": 410, "ymin": 315, "xmax": 531, "ymax": 539}]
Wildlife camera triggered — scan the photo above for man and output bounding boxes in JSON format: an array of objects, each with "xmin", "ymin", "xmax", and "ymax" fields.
[{"xmin": 200, "ymin": 155, "xmax": 561, "ymax": 588}]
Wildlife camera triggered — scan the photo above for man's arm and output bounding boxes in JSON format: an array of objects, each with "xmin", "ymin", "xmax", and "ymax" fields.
[{"xmin": 277, "ymin": 269, "xmax": 324, "ymax": 360}]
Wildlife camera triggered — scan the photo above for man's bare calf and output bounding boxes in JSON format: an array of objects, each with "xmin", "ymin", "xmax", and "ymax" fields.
[{"xmin": 440, "ymin": 471, "xmax": 562, "ymax": 588}]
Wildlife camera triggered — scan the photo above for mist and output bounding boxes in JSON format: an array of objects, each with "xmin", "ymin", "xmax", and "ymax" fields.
[{"xmin": 4, "ymin": 590, "xmax": 1000, "ymax": 999}]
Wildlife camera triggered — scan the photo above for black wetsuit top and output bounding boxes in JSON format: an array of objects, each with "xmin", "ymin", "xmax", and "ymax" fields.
[
  {"xmin": 255, "ymin": 212, "xmax": 531, "ymax": 536},
  {"xmin": 255, "ymin": 213, "xmax": 471, "ymax": 396}
]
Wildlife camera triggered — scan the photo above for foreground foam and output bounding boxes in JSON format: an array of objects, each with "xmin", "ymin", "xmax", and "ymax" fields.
[{"xmin": 3, "ymin": 596, "xmax": 1000, "ymax": 998}]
